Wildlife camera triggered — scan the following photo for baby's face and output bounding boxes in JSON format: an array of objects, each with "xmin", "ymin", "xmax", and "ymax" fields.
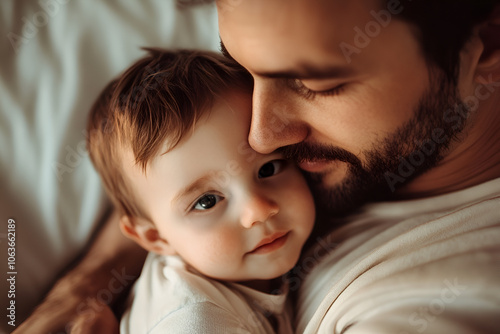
[{"xmin": 124, "ymin": 90, "xmax": 315, "ymax": 282}]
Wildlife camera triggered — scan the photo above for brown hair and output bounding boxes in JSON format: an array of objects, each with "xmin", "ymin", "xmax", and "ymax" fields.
[
  {"xmin": 393, "ymin": 0, "xmax": 499, "ymax": 86},
  {"xmin": 87, "ymin": 48, "xmax": 253, "ymax": 219}
]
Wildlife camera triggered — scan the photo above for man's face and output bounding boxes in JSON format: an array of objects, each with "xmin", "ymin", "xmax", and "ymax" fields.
[{"xmin": 218, "ymin": 0, "xmax": 465, "ymax": 216}]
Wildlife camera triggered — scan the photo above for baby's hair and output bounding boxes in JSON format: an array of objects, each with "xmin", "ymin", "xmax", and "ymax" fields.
[{"xmin": 87, "ymin": 48, "xmax": 253, "ymax": 219}]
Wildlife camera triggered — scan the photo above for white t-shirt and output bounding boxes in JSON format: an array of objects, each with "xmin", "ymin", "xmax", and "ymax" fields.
[
  {"xmin": 297, "ymin": 177, "xmax": 500, "ymax": 334},
  {"xmin": 120, "ymin": 253, "xmax": 293, "ymax": 334}
]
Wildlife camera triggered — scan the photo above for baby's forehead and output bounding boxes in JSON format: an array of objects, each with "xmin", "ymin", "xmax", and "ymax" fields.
[
  {"xmin": 118, "ymin": 144, "xmax": 146, "ymax": 179},
  {"xmin": 120, "ymin": 88, "xmax": 253, "ymax": 180}
]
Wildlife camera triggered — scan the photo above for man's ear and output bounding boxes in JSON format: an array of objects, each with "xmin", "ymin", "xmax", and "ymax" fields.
[
  {"xmin": 475, "ymin": 5, "xmax": 500, "ymax": 83},
  {"xmin": 119, "ymin": 215, "xmax": 177, "ymax": 256}
]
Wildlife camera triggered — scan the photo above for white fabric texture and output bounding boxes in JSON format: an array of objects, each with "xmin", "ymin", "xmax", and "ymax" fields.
[
  {"xmin": 120, "ymin": 253, "xmax": 293, "ymax": 334},
  {"xmin": 0, "ymin": 1, "xmax": 219, "ymax": 330},
  {"xmin": 297, "ymin": 177, "xmax": 500, "ymax": 334}
]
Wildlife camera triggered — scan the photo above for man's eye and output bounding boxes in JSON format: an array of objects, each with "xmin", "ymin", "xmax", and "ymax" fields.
[
  {"xmin": 258, "ymin": 160, "xmax": 286, "ymax": 178},
  {"xmin": 289, "ymin": 79, "xmax": 345, "ymax": 99},
  {"xmin": 192, "ymin": 194, "xmax": 223, "ymax": 211}
]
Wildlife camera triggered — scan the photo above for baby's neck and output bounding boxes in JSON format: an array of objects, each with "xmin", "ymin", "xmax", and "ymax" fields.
[{"xmin": 240, "ymin": 277, "xmax": 283, "ymax": 294}]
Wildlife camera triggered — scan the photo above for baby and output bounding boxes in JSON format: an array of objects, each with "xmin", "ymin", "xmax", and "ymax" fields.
[{"xmin": 87, "ymin": 49, "xmax": 315, "ymax": 333}]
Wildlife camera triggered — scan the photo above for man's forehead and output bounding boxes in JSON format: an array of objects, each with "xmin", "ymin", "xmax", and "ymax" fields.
[
  {"xmin": 221, "ymin": 39, "xmax": 353, "ymax": 80},
  {"xmin": 217, "ymin": 0, "xmax": 382, "ymax": 73},
  {"xmin": 217, "ymin": 0, "xmax": 382, "ymax": 33}
]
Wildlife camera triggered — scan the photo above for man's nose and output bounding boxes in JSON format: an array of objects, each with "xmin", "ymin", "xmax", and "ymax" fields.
[
  {"xmin": 249, "ymin": 78, "xmax": 308, "ymax": 154},
  {"xmin": 240, "ymin": 193, "xmax": 279, "ymax": 229}
]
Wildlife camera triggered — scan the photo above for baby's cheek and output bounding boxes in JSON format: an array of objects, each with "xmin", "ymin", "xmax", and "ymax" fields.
[
  {"xmin": 213, "ymin": 229, "xmax": 242, "ymax": 258},
  {"xmin": 190, "ymin": 229, "xmax": 244, "ymax": 279},
  {"xmin": 193, "ymin": 229, "xmax": 238, "ymax": 268}
]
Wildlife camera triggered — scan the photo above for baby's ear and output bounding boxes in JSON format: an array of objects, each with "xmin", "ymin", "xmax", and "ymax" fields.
[{"xmin": 119, "ymin": 215, "xmax": 177, "ymax": 256}]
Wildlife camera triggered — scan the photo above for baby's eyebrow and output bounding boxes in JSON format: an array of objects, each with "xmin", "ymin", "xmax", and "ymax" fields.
[{"xmin": 172, "ymin": 174, "xmax": 215, "ymax": 206}]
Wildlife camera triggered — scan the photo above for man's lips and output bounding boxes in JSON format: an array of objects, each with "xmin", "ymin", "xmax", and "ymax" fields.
[
  {"xmin": 298, "ymin": 160, "xmax": 333, "ymax": 173},
  {"xmin": 248, "ymin": 231, "xmax": 289, "ymax": 255}
]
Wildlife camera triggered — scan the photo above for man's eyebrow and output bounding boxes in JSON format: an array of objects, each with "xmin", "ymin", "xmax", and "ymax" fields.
[
  {"xmin": 255, "ymin": 65, "xmax": 353, "ymax": 80},
  {"xmin": 172, "ymin": 174, "xmax": 215, "ymax": 206},
  {"xmin": 220, "ymin": 40, "xmax": 351, "ymax": 80}
]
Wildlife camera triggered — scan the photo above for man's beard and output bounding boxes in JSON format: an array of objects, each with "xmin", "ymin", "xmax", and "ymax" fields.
[{"xmin": 280, "ymin": 73, "xmax": 470, "ymax": 217}]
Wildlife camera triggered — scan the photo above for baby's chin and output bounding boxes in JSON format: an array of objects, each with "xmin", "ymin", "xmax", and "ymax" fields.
[
  {"xmin": 247, "ymin": 252, "xmax": 302, "ymax": 281},
  {"xmin": 202, "ymin": 246, "xmax": 304, "ymax": 286}
]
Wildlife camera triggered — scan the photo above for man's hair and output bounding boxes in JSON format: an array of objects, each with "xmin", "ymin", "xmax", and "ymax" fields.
[
  {"xmin": 395, "ymin": 0, "xmax": 499, "ymax": 85},
  {"xmin": 87, "ymin": 49, "xmax": 252, "ymax": 219}
]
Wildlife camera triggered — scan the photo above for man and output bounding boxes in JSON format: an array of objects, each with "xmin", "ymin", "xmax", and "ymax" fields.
[
  {"xmin": 17, "ymin": 0, "xmax": 500, "ymax": 333},
  {"xmin": 217, "ymin": 0, "xmax": 500, "ymax": 332}
]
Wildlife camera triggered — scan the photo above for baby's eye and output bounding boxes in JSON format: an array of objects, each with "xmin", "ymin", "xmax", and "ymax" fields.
[
  {"xmin": 258, "ymin": 160, "xmax": 286, "ymax": 178},
  {"xmin": 192, "ymin": 194, "xmax": 223, "ymax": 211}
]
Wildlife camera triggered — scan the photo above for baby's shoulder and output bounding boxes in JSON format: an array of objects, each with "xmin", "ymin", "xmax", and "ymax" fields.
[
  {"xmin": 122, "ymin": 254, "xmax": 258, "ymax": 333},
  {"xmin": 149, "ymin": 301, "xmax": 253, "ymax": 334}
]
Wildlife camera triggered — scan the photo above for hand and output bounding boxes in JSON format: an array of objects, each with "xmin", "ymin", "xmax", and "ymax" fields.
[
  {"xmin": 66, "ymin": 299, "xmax": 119, "ymax": 334},
  {"xmin": 13, "ymin": 285, "xmax": 119, "ymax": 334},
  {"xmin": 13, "ymin": 211, "xmax": 145, "ymax": 334}
]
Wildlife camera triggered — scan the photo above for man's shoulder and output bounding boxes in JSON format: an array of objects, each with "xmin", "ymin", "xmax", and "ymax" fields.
[{"xmin": 297, "ymin": 178, "xmax": 500, "ymax": 333}]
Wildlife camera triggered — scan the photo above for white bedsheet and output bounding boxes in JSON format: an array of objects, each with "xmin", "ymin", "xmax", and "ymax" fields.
[{"xmin": 0, "ymin": 1, "xmax": 219, "ymax": 330}]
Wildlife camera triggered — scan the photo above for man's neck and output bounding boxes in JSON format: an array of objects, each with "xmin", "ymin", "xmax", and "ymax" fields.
[{"xmin": 397, "ymin": 92, "xmax": 500, "ymax": 198}]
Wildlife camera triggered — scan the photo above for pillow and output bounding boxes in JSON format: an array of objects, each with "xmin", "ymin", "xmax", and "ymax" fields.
[{"xmin": 0, "ymin": 0, "xmax": 219, "ymax": 328}]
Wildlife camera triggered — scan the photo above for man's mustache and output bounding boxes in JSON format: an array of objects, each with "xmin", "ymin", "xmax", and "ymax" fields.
[{"xmin": 278, "ymin": 142, "xmax": 362, "ymax": 168}]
